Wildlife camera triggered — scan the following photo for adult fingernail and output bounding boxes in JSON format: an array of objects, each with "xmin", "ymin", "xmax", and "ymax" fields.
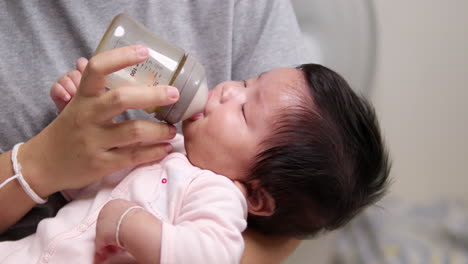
[
  {"xmin": 165, "ymin": 144, "xmax": 173, "ymax": 153},
  {"xmin": 169, "ymin": 125, "xmax": 177, "ymax": 136},
  {"xmin": 135, "ymin": 45, "xmax": 148, "ymax": 58},
  {"xmin": 166, "ymin": 86, "xmax": 179, "ymax": 100}
]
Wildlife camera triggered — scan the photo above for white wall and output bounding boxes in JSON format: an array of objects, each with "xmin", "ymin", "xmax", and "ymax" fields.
[
  {"xmin": 286, "ymin": 0, "xmax": 468, "ymax": 263},
  {"xmin": 372, "ymin": 0, "xmax": 468, "ymax": 203}
]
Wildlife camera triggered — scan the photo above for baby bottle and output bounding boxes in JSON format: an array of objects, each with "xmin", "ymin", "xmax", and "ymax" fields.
[{"xmin": 94, "ymin": 13, "xmax": 208, "ymax": 124}]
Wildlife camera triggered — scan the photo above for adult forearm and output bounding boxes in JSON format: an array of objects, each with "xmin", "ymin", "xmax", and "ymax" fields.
[
  {"xmin": 0, "ymin": 134, "xmax": 59, "ymax": 233},
  {"xmin": 0, "ymin": 149, "xmax": 36, "ymax": 233},
  {"xmin": 241, "ymin": 229, "xmax": 301, "ymax": 264}
]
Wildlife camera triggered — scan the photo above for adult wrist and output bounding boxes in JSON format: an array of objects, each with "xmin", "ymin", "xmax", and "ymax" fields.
[{"xmin": 18, "ymin": 138, "xmax": 57, "ymax": 199}]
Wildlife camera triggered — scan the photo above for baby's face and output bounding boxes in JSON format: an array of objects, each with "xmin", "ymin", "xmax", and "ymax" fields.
[{"xmin": 182, "ymin": 68, "xmax": 307, "ymax": 180}]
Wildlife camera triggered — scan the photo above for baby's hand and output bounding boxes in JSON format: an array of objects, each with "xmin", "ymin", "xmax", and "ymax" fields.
[
  {"xmin": 50, "ymin": 57, "xmax": 88, "ymax": 112},
  {"xmin": 95, "ymin": 199, "xmax": 141, "ymax": 261}
]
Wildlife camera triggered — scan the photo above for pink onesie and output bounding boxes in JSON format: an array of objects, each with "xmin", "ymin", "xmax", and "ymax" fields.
[{"xmin": 0, "ymin": 135, "xmax": 248, "ymax": 263}]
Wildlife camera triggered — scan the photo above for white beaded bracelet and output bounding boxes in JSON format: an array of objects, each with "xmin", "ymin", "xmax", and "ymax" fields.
[
  {"xmin": 0, "ymin": 143, "xmax": 47, "ymax": 204},
  {"xmin": 115, "ymin": 205, "xmax": 144, "ymax": 248}
]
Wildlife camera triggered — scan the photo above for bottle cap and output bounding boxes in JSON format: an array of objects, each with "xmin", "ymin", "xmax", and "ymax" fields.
[{"xmin": 155, "ymin": 54, "xmax": 208, "ymax": 124}]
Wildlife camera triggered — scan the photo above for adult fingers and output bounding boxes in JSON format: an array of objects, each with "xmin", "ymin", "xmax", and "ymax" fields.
[
  {"xmin": 93, "ymin": 85, "xmax": 179, "ymax": 123},
  {"xmin": 105, "ymin": 143, "xmax": 173, "ymax": 171},
  {"xmin": 101, "ymin": 120, "xmax": 176, "ymax": 149},
  {"xmin": 79, "ymin": 45, "xmax": 149, "ymax": 97}
]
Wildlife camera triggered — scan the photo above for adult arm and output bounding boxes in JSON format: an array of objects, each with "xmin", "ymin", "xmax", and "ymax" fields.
[
  {"xmin": 241, "ymin": 229, "xmax": 301, "ymax": 264},
  {"xmin": 0, "ymin": 46, "xmax": 179, "ymax": 233},
  {"xmin": 0, "ymin": 151, "xmax": 36, "ymax": 234}
]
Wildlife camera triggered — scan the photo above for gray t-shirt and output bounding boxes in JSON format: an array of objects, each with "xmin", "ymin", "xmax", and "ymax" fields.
[{"xmin": 0, "ymin": 0, "xmax": 309, "ymax": 239}]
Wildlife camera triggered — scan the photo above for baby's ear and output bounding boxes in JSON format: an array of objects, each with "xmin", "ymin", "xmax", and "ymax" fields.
[{"xmin": 242, "ymin": 180, "xmax": 275, "ymax": 217}]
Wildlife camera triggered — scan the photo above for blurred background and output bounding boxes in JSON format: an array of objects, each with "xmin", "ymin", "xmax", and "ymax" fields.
[{"xmin": 286, "ymin": 0, "xmax": 468, "ymax": 263}]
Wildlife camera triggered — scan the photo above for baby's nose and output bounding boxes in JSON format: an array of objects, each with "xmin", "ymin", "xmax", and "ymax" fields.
[{"xmin": 220, "ymin": 84, "xmax": 245, "ymax": 103}]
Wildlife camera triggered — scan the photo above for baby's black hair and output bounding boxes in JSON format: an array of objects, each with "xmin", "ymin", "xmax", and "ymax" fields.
[{"xmin": 246, "ymin": 64, "xmax": 391, "ymax": 238}]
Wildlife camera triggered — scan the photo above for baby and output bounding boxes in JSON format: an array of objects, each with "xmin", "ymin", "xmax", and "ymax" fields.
[{"xmin": 0, "ymin": 57, "xmax": 390, "ymax": 263}]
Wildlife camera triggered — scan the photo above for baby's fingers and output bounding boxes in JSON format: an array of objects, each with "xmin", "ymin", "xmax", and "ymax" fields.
[
  {"xmin": 76, "ymin": 57, "xmax": 88, "ymax": 74},
  {"xmin": 93, "ymin": 251, "xmax": 107, "ymax": 264},
  {"xmin": 58, "ymin": 73, "xmax": 79, "ymax": 98},
  {"xmin": 94, "ymin": 238, "xmax": 108, "ymax": 262},
  {"xmin": 94, "ymin": 245, "xmax": 122, "ymax": 264},
  {"xmin": 50, "ymin": 82, "xmax": 70, "ymax": 112},
  {"xmin": 50, "ymin": 82, "xmax": 71, "ymax": 103}
]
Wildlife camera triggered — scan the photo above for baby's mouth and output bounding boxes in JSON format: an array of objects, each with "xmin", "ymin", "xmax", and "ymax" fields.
[{"xmin": 188, "ymin": 112, "xmax": 204, "ymax": 121}]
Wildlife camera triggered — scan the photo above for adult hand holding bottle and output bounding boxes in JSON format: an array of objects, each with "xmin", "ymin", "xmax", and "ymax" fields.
[{"xmin": 0, "ymin": 45, "xmax": 179, "ymax": 233}]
